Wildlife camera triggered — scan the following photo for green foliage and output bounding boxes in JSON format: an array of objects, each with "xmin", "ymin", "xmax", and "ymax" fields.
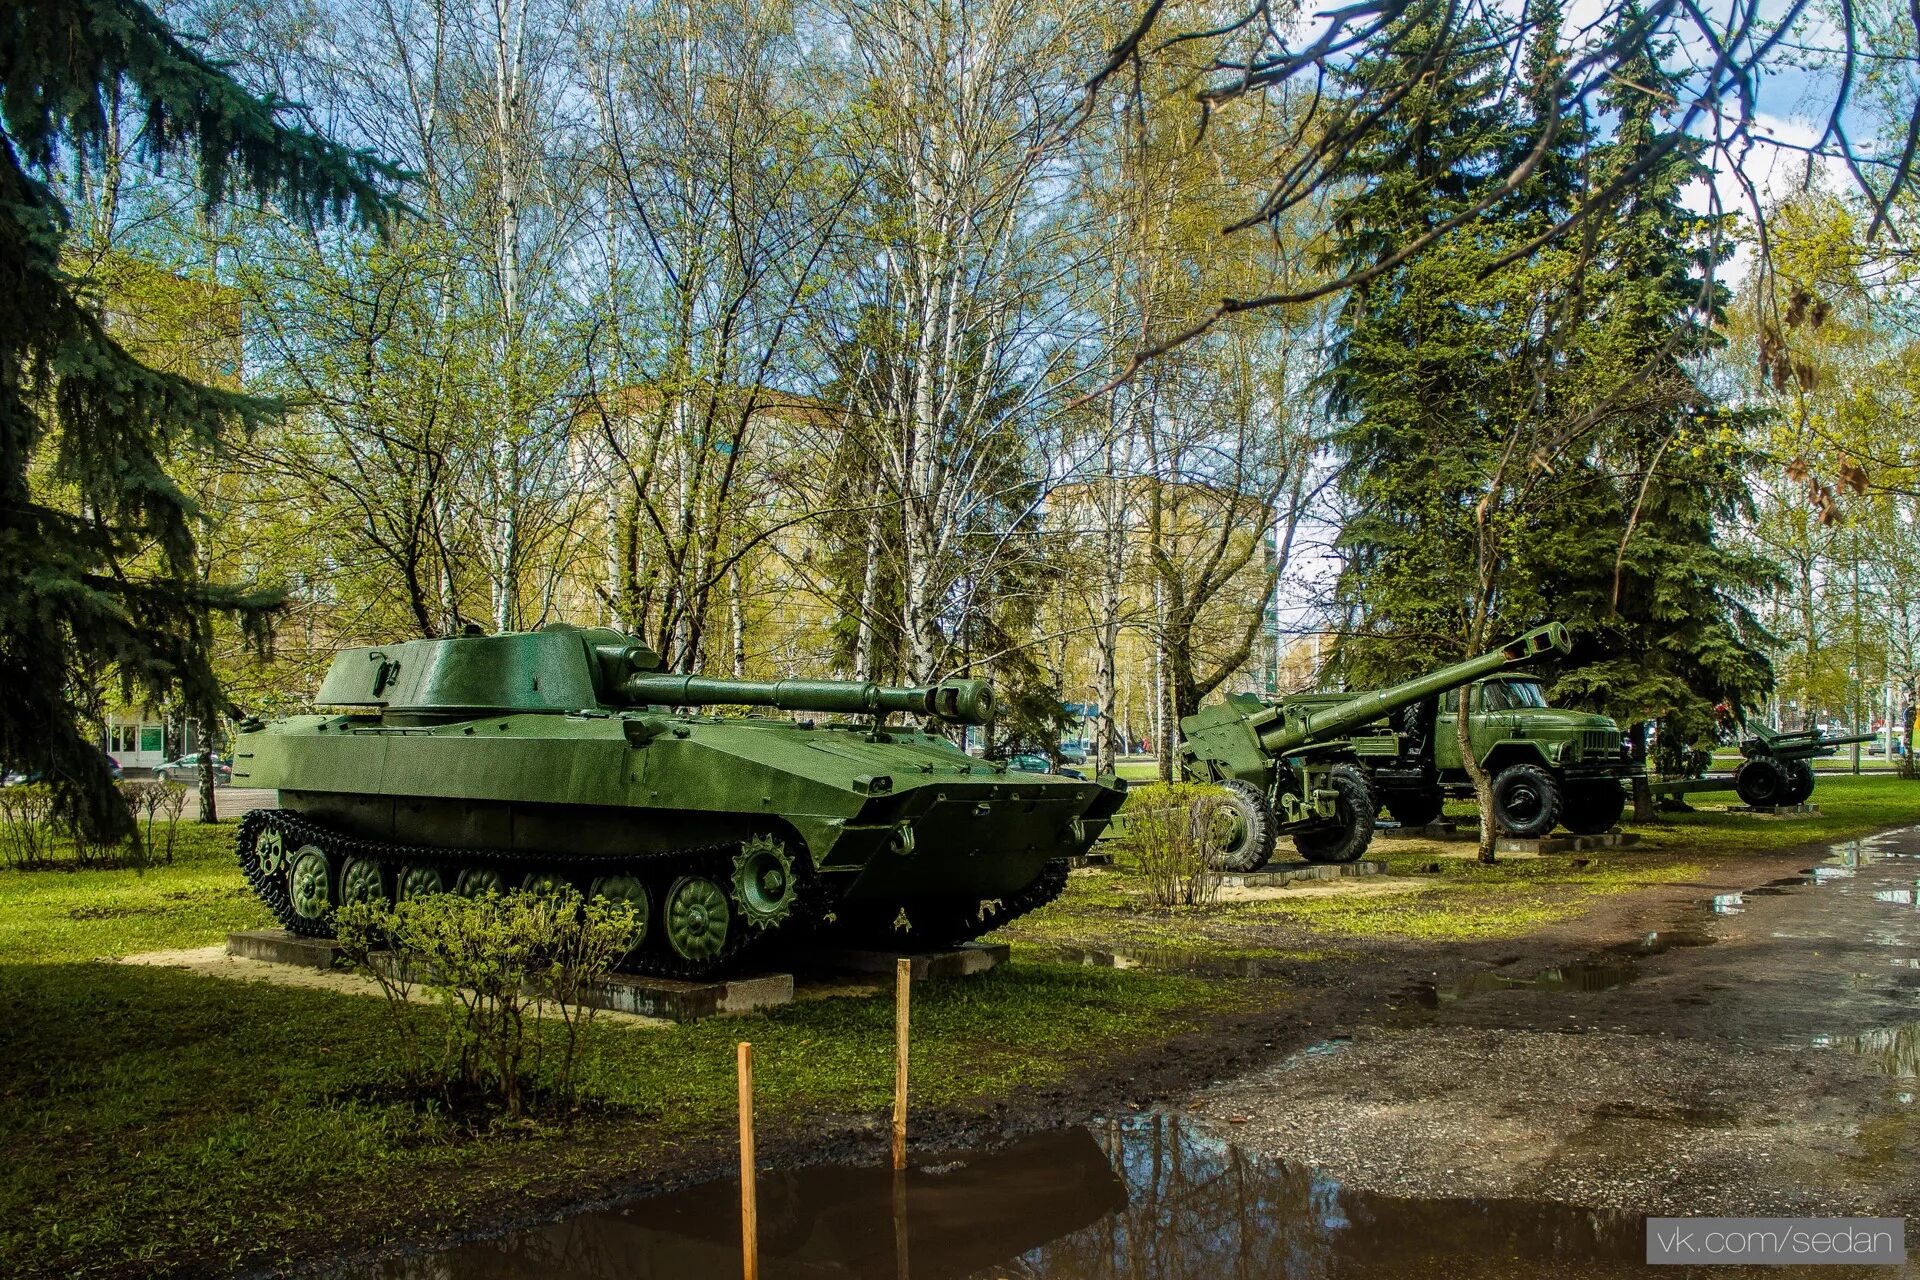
[
  {"xmin": 0, "ymin": 786, "xmax": 57, "ymax": 869},
  {"xmin": 334, "ymin": 887, "xmax": 642, "ymax": 1118},
  {"xmin": 1113, "ymin": 782, "xmax": 1224, "ymax": 909},
  {"xmin": 1323, "ymin": 5, "xmax": 1775, "ymax": 735},
  {"xmin": 0, "ymin": 0, "xmax": 401, "ymax": 841}
]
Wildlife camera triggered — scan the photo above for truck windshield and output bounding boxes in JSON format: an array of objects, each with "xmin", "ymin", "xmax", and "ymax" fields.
[{"xmin": 1480, "ymin": 680, "xmax": 1548, "ymax": 711}]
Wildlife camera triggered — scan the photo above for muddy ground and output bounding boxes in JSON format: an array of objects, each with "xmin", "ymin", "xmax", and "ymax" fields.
[{"xmin": 306, "ymin": 824, "xmax": 1920, "ymax": 1276}]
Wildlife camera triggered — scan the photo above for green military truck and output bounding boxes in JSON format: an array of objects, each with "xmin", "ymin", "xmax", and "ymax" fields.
[{"xmin": 1362, "ymin": 673, "xmax": 1639, "ymax": 838}]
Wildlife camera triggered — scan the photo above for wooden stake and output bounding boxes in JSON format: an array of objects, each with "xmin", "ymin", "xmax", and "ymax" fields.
[
  {"xmin": 892, "ymin": 957, "xmax": 911, "ymax": 1170},
  {"xmin": 738, "ymin": 1041, "xmax": 758, "ymax": 1280}
]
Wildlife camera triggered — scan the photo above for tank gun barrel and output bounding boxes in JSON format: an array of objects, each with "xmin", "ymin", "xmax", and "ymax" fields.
[
  {"xmin": 618, "ymin": 672, "xmax": 996, "ymax": 725},
  {"xmin": 1257, "ymin": 623, "xmax": 1572, "ymax": 754}
]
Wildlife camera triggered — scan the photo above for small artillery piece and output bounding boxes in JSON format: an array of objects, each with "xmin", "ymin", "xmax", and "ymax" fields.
[
  {"xmin": 1653, "ymin": 720, "xmax": 1875, "ymax": 809},
  {"xmin": 1177, "ymin": 624, "xmax": 1572, "ymax": 870}
]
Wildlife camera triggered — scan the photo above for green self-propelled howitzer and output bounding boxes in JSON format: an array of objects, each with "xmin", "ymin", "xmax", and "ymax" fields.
[
  {"xmin": 233, "ymin": 625, "xmax": 1124, "ymax": 977},
  {"xmin": 1178, "ymin": 624, "xmax": 1572, "ymax": 871}
]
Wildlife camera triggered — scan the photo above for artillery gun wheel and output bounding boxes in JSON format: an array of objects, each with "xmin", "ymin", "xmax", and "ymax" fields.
[
  {"xmin": 1735, "ymin": 757, "xmax": 1788, "ymax": 808},
  {"xmin": 1293, "ymin": 764, "xmax": 1376, "ymax": 864},
  {"xmin": 1198, "ymin": 779, "xmax": 1277, "ymax": 872},
  {"xmin": 1559, "ymin": 781, "xmax": 1625, "ymax": 835},
  {"xmin": 1784, "ymin": 760, "xmax": 1817, "ymax": 806},
  {"xmin": 1491, "ymin": 763, "xmax": 1560, "ymax": 838},
  {"xmin": 1382, "ymin": 788, "xmax": 1444, "ymax": 829}
]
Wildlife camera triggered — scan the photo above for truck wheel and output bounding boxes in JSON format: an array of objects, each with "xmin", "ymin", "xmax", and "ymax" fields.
[
  {"xmin": 1384, "ymin": 788, "xmax": 1444, "ymax": 829},
  {"xmin": 1783, "ymin": 760, "xmax": 1816, "ymax": 806},
  {"xmin": 1294, "ymin": 764, "xmax": 1377, "ymax": 864},
  {"xmin": 1197, "ymin": 779, "xmax": 1276, "ymax": 872},
  {"xmin": 1735, "ymin": 758, "xmax": 1787, "ymax": 808},
  {"xmin": 1491, "ymin": 763, "xmax": 1560, "ymax": 838},
  {"xmin": 1561, "ymin": 780, "xmax": 1625, "ymax": 834}
]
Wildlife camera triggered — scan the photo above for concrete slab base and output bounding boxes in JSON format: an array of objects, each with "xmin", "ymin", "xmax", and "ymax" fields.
[
  {"xmin": 799, "ymin": 942, "xmax": 1010, "ymax": 982},
  {"xmin": 1218, "ymin": 859, "xmax": 1388, "ymax": 889},
  {"xmin": 226, "ymin": 931, "xmax": 792, "ymax": 1023},
  {"xmin": 583, "ymin": 971, "xmax": 793, "ymax": 1021},
  {"xmin": 227, "ymin": 929, "xmax": 347, "ymax": 970},
  {"xmin": 1375, "ymin": 821, "xmax": 1459, "ymax": 840},
  {"xmin": 1493, "ymin": 831, "xmax": 1641, "ymax": 856},
  {"xmin": 1066, "ymin": 850, "xmax": 1114, "ymax": 869},
  {"xmin": 1726, "ymin": 802, "xmax": 1821, "ymax": 818}
]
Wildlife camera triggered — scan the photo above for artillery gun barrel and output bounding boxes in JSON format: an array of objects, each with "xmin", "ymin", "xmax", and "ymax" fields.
[
  {"xmin": 1256, "ymin": 623, "xmax": 1572, "ymax": 754},
  {"xmin": 619, "ymin": 673, "xmax": 997, "ymax": 725}
]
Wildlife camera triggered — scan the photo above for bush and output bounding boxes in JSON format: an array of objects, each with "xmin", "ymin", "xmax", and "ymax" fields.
[
  {"xmin": 336, "ymin": 886, "xmax": 642, "ymax": 1119},
  {"xmin": 0, "ymin": 785, "xmax": 56, "ymax": 869},
  {"xmin": 117, "ymin": 780, "xmax": 189, "ymax": 865},
  {"xmin": 1114, "ymin": 782, "xmax": 1225, "ymax": 909}
]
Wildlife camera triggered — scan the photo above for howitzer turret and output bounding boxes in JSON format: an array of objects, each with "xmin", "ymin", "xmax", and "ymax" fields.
[
  {"xmin": 1178, "ymin": 624, "xmax": 1573, "ymax": 871},
  {"xmin": 235, "ymin": 624, "xmax": 1123, "ymax": 978}
]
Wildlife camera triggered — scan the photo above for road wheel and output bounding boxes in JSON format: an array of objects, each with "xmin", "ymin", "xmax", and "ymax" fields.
[
  {"xmin": 338, "ymin": 856, "xmax": 387, "ymax": 908},
  {"xmin": 1491, "ymin": 763, "xmax": 1561, "ymax": 838},
  {"xmin": 1560, "ymin": 781, "xmax": 1625, "ymax": 835},
  {"xmin": 1735, "ymin": 757, "xmax": 1788, "ymax": 808},
  {"xmin": 1293, "ymin": 764, "xmax": 1377, "ymax": 864},
  {"xmin": 664, "ymin": 875, "xmax": 731, "ymax": 963},
  {"xmin": 286, "ymin": 844, "xmax": 335, "ymax": 927},
  {"xmin": 1383, "ymin": 788, "xmax": 1444, "ymax": 829},
  {"xmin": 1196, "ymin": 779, "xmax": 1277, "ymax": 872},
  {"xmin": 1783, "ymin": 760, "xmax": 1816, "ymax": 806}
]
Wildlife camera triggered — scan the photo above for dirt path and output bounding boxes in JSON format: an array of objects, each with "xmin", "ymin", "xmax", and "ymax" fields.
[{"xmin": 1188, "ymin": 826, "xmax": 1920, "ymax": 1218}]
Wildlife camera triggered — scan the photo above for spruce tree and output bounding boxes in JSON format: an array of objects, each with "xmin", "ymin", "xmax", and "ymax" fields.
[
  {"xmin": 1321, "ymin": 14, "xmax": 1528, "ymax": 678},
  {"xmin": 1, "ymin": 0, "xmax": 399, "ymax": 838},
  {"xmin": 1540, "ymin": 9, "xmax": 1777, "ymax": 745}
]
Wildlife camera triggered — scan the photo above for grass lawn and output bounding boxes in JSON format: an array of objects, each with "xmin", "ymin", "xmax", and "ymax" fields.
[
  {"xmin": 0, "ymin": 822, "xmax": 1247, "ymax": 1280},
  {"xmin": 1010, "ymin": 773, "xmax": 1920, "ymax": 952}
]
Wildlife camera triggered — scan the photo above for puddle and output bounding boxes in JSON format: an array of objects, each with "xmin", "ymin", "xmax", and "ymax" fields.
[
  {"xmin": 1049, "ymin": 945, "xmax": 1294, "ymax": 979},
  {"xmin": 1711, "ymin": 892, "xmax": 1745, "ymax": 914},
  {"xmin": 1414, "ymin": 961, "xmax": 1638, "ymax": 1007},
  {"xmin": 1612, "ymin": 928, "xmax": 1717, "ymax": 955},
  {"xmin": 1818, "ymin": 1024, "xmax": 1920, "ymax": 1079},
  {"xmin": 332, "ymin": 1114, "xmax": 1648, "ymax": 1280}
]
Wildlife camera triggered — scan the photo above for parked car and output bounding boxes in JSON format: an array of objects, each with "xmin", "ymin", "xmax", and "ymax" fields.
[
  {"xmin": 155, "ymin": 754, "xmax": 231, "ymax": 784},
  {"xmin": 1004, "ymin": 751, "xmax": 1086, "ymax": 780},
  {"xmin": 4, "ymin": 751, "xmax": 122, "ymax": 786}
]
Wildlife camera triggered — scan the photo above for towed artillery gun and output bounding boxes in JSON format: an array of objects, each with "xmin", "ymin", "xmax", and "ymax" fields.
[
  {"xmin": 1177, "ymin": 624, "xmax": 1572, "ymax": 871},
  {"xmin": 233, "ymin": 624, "xmax": 1125, "ymax": 977},
  {"xmin": 1652, "ymin": 721, "xmax": 1874, "ymax": 809}
]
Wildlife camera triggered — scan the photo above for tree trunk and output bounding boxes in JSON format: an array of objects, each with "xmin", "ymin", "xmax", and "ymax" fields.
[
  {"xmin": 1628, "ymin": 720, "xmax": 1656, "ymax": 820},
  {"xmin": 195, "ymin": 714, "xmax": 218, "ymax": 825},
  {"xmin": 1456, "ymin": 684, "xmax": 1497, "ymax": 863}
]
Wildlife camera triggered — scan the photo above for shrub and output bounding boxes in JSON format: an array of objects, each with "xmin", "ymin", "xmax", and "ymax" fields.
[
  {"xmin": 0, "ymin": 785, "xmax": 56, "ymax": 869},
  {"xmin": 1114, "ymin": 782, "xmax": 1225, "ymax": 909},
  {"xmin": 117, "ymin": 780, "xmax": 189, "ymax": 865},
  {"xmin": 336, "ymin": 885, "xmax": 642, "ymax": 1118}
]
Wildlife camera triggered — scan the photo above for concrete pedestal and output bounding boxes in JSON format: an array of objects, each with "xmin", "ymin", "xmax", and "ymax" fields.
[
  {"xmin": 800, "ymin": 942, "xmax": 1010, "ymax": 982},
  {"xmin": 227, "ymin": 929, "xmax": 347, "ymax": 970},
  {"xmin": 1217, "ymin": 858, "xmax": 1387, "ymax": 889},
  {"xmin": 1727, "ymin": 803, "xmax": 1821, "ymax": 818},
  {"xmin": 1375, "ymin": 821, "xmax": 1459, "ymax": 840},
  {"xmin": 1492, "ymin": 831, "xmax": 1641, "ymax": 856},
  {"xmin": 227, "ymin": 930, "xmax": 793, "ymax": 1023}
]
